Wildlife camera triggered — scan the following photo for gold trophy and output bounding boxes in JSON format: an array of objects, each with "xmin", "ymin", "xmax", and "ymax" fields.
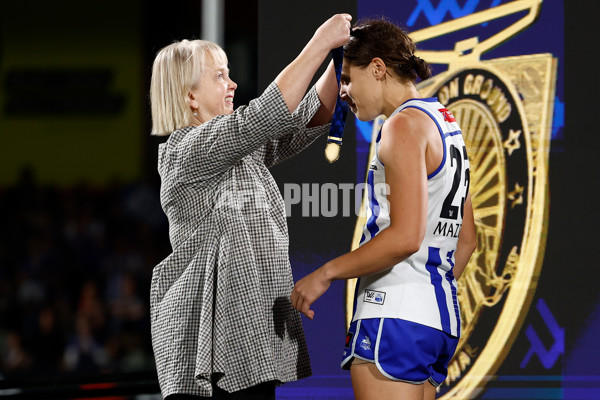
[{"xmin": 347, "ymin": 1, "xmax": 556, "ymax": 397}]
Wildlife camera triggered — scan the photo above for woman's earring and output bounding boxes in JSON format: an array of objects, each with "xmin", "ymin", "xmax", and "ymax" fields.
[{"xmin": 193, "ymin": 111, "xmax": 198, "ymax": 116}]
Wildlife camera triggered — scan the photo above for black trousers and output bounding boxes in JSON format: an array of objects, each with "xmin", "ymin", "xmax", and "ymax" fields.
[{"xmin": 165, "ymin": 381, "xmax": 277, "ymax": 400}]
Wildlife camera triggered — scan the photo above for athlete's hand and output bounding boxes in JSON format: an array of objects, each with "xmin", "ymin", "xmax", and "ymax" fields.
[
  {"xmin": 311, "ymin": 13, "xmax": 352, "ymax": 53},
  {"xmin": 291, "ymin": 268, "xmax": 331, "ymax": 320}
]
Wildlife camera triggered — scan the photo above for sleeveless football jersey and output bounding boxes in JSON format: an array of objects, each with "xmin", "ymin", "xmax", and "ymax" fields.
[{"xmin": 352, "ymin": 97, "xmax": 470, "ymax": 338}]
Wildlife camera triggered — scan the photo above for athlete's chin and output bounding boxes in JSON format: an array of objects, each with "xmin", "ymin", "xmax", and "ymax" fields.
[
  {"xmin": 354, "ymin": 111, "xmax": 378, "ymax": 122},
  {"xmin": 351, "ymin": 107, "xmax": 364, "ymax": 121}
]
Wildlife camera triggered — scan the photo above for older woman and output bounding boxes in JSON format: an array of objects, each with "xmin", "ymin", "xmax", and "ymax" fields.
[{"xmin": 149, "ymin": 13, "xmax": 352, "ymax": 400}]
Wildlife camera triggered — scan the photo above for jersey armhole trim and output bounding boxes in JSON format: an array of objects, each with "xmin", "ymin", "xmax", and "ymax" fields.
[
  {"xmin": 400, "ymin": 105, "xmax": 446, "ymax": 180},
  {"xmin": 375, "ymin": 128, "xmax": 385, "ymax": 167}
]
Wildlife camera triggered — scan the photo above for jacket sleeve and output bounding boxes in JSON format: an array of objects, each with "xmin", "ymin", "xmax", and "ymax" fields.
[
  {"xmin": 253, "ymin": 84, "xmax": 331, "ymax": 168},
  {"xmin": 166, "ymin": 82, "xmax": 298, "ymax": 183}
]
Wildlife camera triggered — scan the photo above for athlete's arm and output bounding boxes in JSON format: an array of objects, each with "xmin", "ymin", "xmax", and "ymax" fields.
[
  {"xmin": 291, "ymin": 111, "xmax": 430, "ymax": 319},
  {"xmin": 453, "ymin": 193, "xmax": 477, "ymax": 279},
  {"xmin": 324, "ymin": 110, "xmax": 429, "ymax": 278}
]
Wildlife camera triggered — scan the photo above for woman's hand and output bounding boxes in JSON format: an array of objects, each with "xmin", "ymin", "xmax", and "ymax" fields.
[
  {"xmin": 274, "ymin": 14, "xmax": 351, "ymax": 116},
  {"xmin": 291, "ymin": 267, "xmax": 332, "ymax": 320},
  {"xmin": 311, "ymin": 13, "xmax": 352, "ymax": 53}
]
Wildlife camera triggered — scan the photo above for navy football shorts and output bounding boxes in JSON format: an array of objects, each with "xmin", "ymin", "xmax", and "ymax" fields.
[{"xmin": 341, "ymin": 318, "xmax": 459, "ymax": 387}]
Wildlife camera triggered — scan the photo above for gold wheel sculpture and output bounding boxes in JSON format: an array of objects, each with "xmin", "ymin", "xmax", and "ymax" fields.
[{"xmin": 450, "ymin": 99, "xmax": 507, "ymax": 359}]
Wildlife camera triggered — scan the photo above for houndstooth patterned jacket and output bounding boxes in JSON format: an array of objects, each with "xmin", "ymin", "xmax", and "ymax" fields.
[{"xmin": 150, "ymin": 82, "xmax": 329, "ymax": 398}]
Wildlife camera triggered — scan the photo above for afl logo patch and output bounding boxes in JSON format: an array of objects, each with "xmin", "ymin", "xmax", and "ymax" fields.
[{"xmin": 364, "ymin": 289, "xmax": 386, "ymax": 305}]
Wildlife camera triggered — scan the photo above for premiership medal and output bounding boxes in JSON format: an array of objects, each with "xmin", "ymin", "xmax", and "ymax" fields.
[{"xmin": 325, "ymin": 47, "xmax": 349, "ymax": 163}]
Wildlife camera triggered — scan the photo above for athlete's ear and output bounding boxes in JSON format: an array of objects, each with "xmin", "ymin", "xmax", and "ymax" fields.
[{"xmin": 371, "ymin": 58, "xmax": 387, "ymax": 80}]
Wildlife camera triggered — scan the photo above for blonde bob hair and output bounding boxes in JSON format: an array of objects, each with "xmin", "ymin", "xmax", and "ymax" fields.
[{"xmin": 150, "ymin": 39, "xmax": 228, "ymax": 136}]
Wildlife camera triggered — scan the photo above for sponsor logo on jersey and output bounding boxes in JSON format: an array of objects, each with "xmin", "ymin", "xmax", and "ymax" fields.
[
  {"xmin": 364, "ymin": 289, "xmax": 386, "ymax": 305},
  {"xmin": 439, "ymin": 107, "xmax": 456, "ymax": 122}
]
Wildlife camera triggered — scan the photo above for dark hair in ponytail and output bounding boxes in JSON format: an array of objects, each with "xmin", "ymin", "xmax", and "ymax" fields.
[{"xmin": 344, "ymin": 17, "xmax": 431, "ymax": 83}]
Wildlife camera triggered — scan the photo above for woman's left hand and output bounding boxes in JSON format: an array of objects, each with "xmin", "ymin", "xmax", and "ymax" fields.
[{"xmin": 291, "ymin": 267, "xmax": 331, "ymax": 320}]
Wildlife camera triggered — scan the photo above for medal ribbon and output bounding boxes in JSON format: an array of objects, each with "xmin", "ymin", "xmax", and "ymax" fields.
[{"xmin": 324, "ymin": 46, "xmax": 349, "ymax": 163}]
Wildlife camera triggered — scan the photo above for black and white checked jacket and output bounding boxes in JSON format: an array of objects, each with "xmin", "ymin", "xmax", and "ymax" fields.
[{"xmin": 150, "ymin": 82, "xmax": 329, "ymax": 397}]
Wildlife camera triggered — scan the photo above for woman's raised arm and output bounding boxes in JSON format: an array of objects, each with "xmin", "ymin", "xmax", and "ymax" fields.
[{"xmin": 275, "ymin": 14, "xmax": 351, "ymax": 114}]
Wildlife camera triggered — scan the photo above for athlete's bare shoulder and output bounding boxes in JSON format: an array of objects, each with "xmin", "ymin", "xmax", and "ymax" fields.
[{"xmin": 379, "ymin": 107, "xmax": 437, "ymax": 165}]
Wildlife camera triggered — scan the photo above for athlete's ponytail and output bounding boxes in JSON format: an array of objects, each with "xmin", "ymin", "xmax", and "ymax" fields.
[{"xmin": 410, "ymin": 54, "xmax": 432, "ymax": 81}]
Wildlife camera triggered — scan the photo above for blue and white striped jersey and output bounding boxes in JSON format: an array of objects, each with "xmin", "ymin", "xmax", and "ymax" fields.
[{"xmin": 353, "ymin": 98, "xmax": 470, "ymax": 338}]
